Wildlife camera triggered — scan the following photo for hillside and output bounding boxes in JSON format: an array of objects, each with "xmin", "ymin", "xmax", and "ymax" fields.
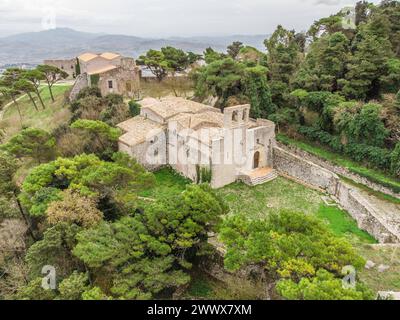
[{"xmin": 0, "ymin": 28, "xmax": 268, "ymax": 65}]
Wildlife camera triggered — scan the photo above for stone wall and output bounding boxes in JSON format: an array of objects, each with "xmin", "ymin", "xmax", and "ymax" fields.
[
  {"xmin": 69, "ymin": 73, "xmax": 88, "ymax": 101},
  {"xmin": 335, "ymin": 182, "xmax": 400, "ymax": 243},
  {"xmin": 273, "ymin": 146, "xmax": 400, "ymax": 243},
  {"xmin": 273, "ymin": 146, "xmax": 339, "ymax": 195},
  {"xmin": 44, "ymin": 59, "xmax": 76, "ymax": 79},
  {"xmin": 277, "ymin": 142, "xmax": 400, "ymax": 199}
]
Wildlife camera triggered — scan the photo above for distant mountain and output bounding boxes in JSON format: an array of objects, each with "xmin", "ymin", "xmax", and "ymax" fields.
[{"xmin": 0, "ymin": 28, "xmax": 269, "ymax": 65}]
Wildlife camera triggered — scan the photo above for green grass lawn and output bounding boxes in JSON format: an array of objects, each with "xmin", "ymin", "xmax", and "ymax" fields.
[
  {"xmin": 316, "ymin": 205, "xmax": 377, "ymax": 244},
  {"xmin": 217, "ymin": 177, "xmax": 322, "ymax": 219},
  {"xmin": 277, "ymin": 134, "xmax": 400, "ymax": 194},
  {"xmin": 357, "ymin": 244, "xmax": 400, "ymax": 292},
  {"xmin": 139, "ymin": 167, "xmax": 191, "ymax": 198},
  {"xmin": 218, "ymin": 177, "xmax": 375, "ymax": 244},
  {"xmin": 140, "ymin": 78, "xmax": 194, "ymax": 99},
  {"xmin": 0, "ymin": 85, "xmax": 72, "ymax": 140}
]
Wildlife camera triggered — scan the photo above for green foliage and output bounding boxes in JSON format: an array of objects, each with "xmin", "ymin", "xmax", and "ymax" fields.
[
  {"xmin": 227, "ymin": 41, "xmax": 244, "ymax": 59},
  {"xmin": 161, "ymin": 46, "xmax": 191, "ymax": 73},
  {"xmin": 194, "ymin": 58, "xmax": 243, "ymax": 106},
  {"xmin": 298, "ymin": 126, "xmax": 392, "ymax": 171},
  {"xmin": 0, "ymin": 151, "xmax": 18, "ymax": 195},
  {"xmin": 238, "ymin": 46, "xmax": 267, "ymax": 65},
  {"xmin": 340, "ymin": 28, "xmax": 393, "ymax": 100},
  {"xmin": 277, "ymin": 269, "xmax": 374, "ymax": 300},
  {"xmin": 37, "ymin": 65, "xmax": 69, "ymax": 102},
  {"xmin": 193, "ymin": 58, "xmax": 275, "ymax": 116},
  {"xmin": 20, "ymin": 153, "xmax": 155, "ymax": 219},
  {"xmin": 295, "ymin": 32, "xmax": 350, "ymax": 92},
  {"xmin": 58, "ymin": 272, "xmax": 89, "ymax": 300},
  {"xmin": 268, "ymin": 108, "xmax": 300, "ymax": 132},
  {"xmin": 243, "ymin": 66, "xmax": 276, "ymax": 118},
  {"xmin": 220, "ymin": 211, "xmax": 365, "ymax": 280},
  {"xmin": 75, "ymin": 86, "xmax": 102, "ymax": 100},
  {"xmin": 391, "ymin": 142, "xmax": 400, "ymax": 178},
  {"xmin": 381, "ymin": 58, "xmax": 400, "ymax": 92},
  {"xmin": 70, "ymin": 120, "xmax": 121, "ymax": 159},
  {"xmin": 90, "ymin": 74, "xmax": 100, "ymax": 86},
  {"xmin": 199, "ymin": 166, "xmax": 212, "ymax": 184},
  {"xmin": 264, "ymin": 25, "xmax": 302, "ymax": 106},
  {"xmin": 203, "ymin": 47, "xmax": 226, "ymax": 64},
  {"xmin": 1, "ymin": 128, "xmax": 56, "ymax": 163},
  {"xmin": 128, "ymin": 100, "xmax": 141, "ymax": 117},
  {"xmin": 82, "ymin": 287, "xmax": 112, "ymax": 300},
  {"xmin": 335, "ymin": 103, "xmax": 389, "ymax": 147},
  {"xmin": 73, "ymin": 184, "xmax": 227, "ymax": 299},
  {"xmin": 15, "ymin": 278, "xmax": 57, "ymax": 300},
  {"xmin": 29, "ymin": 187, "xmax": 63, "ymax": 217},
  {"xmin": 71, "ymin": 119, "xmax": 121, "ymax": 142},
  {"xmin": 137, "ymin": 49, "xmax": 169, "ymax": 81},
  {"xmin": 25, "ymin": 223, "xmax": 82, "ymax": 279},
  {"xmin": 316, "ymin": 205, "xmax": 377, "ymax": 243}
]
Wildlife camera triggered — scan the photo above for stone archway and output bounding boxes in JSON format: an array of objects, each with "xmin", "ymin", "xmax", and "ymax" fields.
[{"xmin": 253, "ymin": 151, "xmax": 260, "ymax": 169}]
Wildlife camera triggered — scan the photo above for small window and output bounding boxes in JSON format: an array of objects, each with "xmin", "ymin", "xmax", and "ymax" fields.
[
  {"xmin": 257, "ymin": 139, "xmax": 260, "ymax": 144},
  {"xmin": 61, "ymin": 65, "xmax": 64, "ymax": 70},
  {"xmin": 71, "ymin": 65, "xmax": 74, "ymax": 69},
  {"xmin": 232, "ymin": 111, "xmax": 238, "ymax": 122},
  {"xmin": 154, "ymin": 149, "xmax": 159, "ymax": 156},
  {"xmin": 108, "ymin": 80, "xmax": 113, "ymax": 89},
  {"xmin": 242, "ymin": 111, "xmax": 246, "ymax": 121}
]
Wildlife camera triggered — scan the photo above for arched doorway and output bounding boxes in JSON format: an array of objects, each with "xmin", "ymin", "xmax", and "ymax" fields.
[{"xmin": 253, "ymin": 151, "xmax": 260, "ymax": 169}]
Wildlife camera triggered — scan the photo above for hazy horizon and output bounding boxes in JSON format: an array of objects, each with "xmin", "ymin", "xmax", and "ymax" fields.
[{"xmin": 0, "ymin": 0, "xmax": 381, "ymax": 38}]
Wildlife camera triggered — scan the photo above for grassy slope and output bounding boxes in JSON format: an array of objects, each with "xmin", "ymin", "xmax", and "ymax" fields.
[
  {"xmin": 139, "ymin": 167, "xmax": 191, "ymax": 199},
  {"xmin": 140, "ymin": 78, "xmax": 194, "ymax": 99},
  {"xmin": 139, "ymin": 169, "xmax": 400, "ymax": 294},
  {"xmin": 357, "ymin": 244, "xmax": 400, "ymax": 292},
  {"xmin": 277, "ymin": 134, "xmax": 400, "ymax": 194},
  {"xmin": 0, "ymin": 85, "xmax": 72, "ymax": 141}
]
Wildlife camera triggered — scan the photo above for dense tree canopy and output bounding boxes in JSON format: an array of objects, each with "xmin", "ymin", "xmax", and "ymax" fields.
[{"xmin": 220, "ymin": 211, "xmax": 370, "ymax": 300}]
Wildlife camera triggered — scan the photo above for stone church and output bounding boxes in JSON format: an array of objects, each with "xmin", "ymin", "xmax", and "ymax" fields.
[{"xmin": 117, "ymin": 97, "xmax": 277, "ymax": 188}]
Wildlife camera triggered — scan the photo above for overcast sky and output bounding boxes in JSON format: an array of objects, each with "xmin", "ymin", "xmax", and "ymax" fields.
[{"xmin": 0, "ymin": 0, "xmax": 381, "ymax": 38}]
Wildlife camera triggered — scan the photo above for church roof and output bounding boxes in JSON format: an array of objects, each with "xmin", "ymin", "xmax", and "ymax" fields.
[
  {"xmin": 117, "ymin": 116, "xmax": 163, "ymax": 146},
  {"xmin": 78, "ymin": 52, "xmax": 98, "ymax": 62},
  {"xmin": 140, "ymin": 97, "xmax": 219, "ymax": 120}
]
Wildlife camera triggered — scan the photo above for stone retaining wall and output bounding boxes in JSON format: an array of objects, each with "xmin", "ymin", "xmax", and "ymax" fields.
[
  {"xmin": 69, "ymin": 73, "xmax": 88, "ymax": 101},
  {"xmin": 277, "ymin": 142, "xmax": 400, "ymax": 199},
  {"xmin": 273, "ymin": 146, "xmax": 400, "ymax": 243}
]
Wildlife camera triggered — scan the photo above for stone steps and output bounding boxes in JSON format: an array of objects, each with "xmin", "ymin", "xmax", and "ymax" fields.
[
  {"xmin": 239, "ymin": 168, "xmax": 278, "ymax": 186},
  {"xmin": 249, "ymin": 170, "xmax": 278, "ymax": 186}
]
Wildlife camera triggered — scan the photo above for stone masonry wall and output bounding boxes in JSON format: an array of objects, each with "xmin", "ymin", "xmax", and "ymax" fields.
[
  {"xmin": 69, "ymin": 73, "xmax": 88, "ymax": 101},
  {"xmin": 273, "ymin": 146, "xmax": 400, "ymax": 243},
  {"xmin": 277, "ymin": 142, "xmax": 400, "ymax": 199}
]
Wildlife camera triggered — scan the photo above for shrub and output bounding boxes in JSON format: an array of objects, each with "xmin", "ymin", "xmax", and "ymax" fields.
[
  {"xmin": 128, "ymin": 100, "xmax": 141, "ymax": 117},
  {"xmin": 391, "ymin": 142, "xmax": 400, "ymax": 178}
]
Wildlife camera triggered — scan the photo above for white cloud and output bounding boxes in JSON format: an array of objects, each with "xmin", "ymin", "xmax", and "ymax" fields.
[{"xmin": 0, "ymin": 0, "xmax": 382, "ymax": 37}]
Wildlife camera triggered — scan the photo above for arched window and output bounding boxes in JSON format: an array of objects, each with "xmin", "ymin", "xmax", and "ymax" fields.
[{"xmin": 232, "ymin": 111, "xmax": 238, "ymax": 122}]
